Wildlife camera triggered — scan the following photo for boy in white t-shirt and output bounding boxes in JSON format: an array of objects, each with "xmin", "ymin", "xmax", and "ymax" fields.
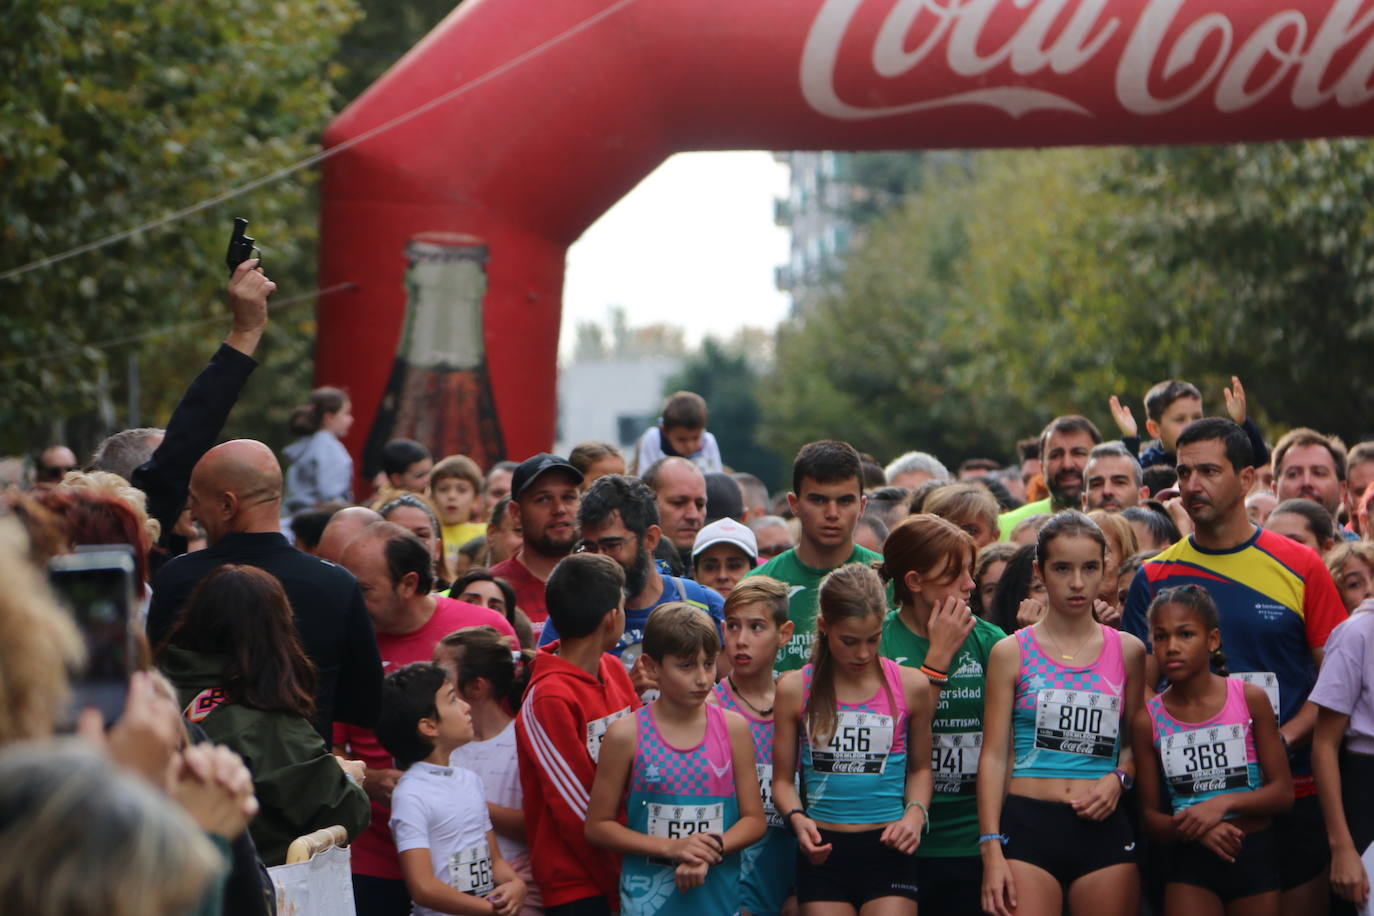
[{"xmin": 377, "ymin": 662, "xmax": 527, "ymax": 916}]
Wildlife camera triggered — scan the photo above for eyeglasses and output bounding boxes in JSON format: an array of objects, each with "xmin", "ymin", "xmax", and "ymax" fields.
[
  {"xmin": 37, "ymin": 465, "xmax": 77, "ymax": 481},
  {"xmin": 576, "ymin": 536, "xmax": 633, "ymax": 555},
  {"xmin": 757, "ymin": 542, "xmax": 791, "ymax": 558}
]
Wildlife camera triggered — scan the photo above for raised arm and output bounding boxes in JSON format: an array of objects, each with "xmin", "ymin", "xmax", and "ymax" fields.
[{"xmin": 133, "ymin": 260, "xmax": 272, "ymax": 555}]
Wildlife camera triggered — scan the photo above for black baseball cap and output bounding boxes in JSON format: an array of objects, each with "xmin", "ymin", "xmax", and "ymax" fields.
[{"xmin": 511, "ymin": 453, "xmax": 583, "ymax": 500}]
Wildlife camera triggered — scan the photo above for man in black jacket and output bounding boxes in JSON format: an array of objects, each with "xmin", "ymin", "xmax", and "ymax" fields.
[{"xmin": 146, "ymin": 439, "xmax": 383, "ymax": 738}]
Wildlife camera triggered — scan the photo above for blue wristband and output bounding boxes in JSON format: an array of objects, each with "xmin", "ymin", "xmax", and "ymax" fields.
[{"xmin": 978, "ymin": 833, "xmax": 1009, "ymax": 846}]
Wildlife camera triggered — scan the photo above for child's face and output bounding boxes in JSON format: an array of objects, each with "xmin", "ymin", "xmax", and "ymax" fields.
[
  {"xmin": 664, "ymin": 425, "xmax": 704, "ymax": 457},
  {"xmin": 428, "ymin": 678, "xmax": 474, "ymax": 749},
  {"xmin": 1336, "ymin": 556, "xmax": 1374, "ymax": 614},
  {"xmin": 1116, "ymin": 566, "xmax": 1137, "ymax": 609},
  {"xmin": 1151, "ymin": 395, "xmax": 1204, "ymax": 453},
  {"xmin": 433, "ymin": 477, "xmax": 478, "ymax": 524},
  {"xmin": 1034, "ymin": 534, "xmax": 1104, "ymax": 618},
  {"xmin": 910, "ymin": 555, "xmax": 975, "ymax": 609},
  {"xmin": 694, "ymin": 543, "xmax": 754, "ymax": 596},
  {"xmin": 1265, "ymin": 511, "xmax": 1324, "ymax": 553},
  {"xmin": 820, "ymin": 613, "xmax": 883, "ymax": 673},
  {"xmin": 724, "ymin": 603, "xmax": 791, "ymax": 677},
  {"xmin": 652, "ymin": 649, "xmax": 716, "ymax": 704},
  {"xmin": 1149, "ymin": 603, "xmax": 1219, "ymax": 682}
]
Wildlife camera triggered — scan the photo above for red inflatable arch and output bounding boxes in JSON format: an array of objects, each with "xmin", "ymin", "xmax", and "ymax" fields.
[{"xmin": 318, "ymin": 0, "xmax": 1374, "ymax": 480}]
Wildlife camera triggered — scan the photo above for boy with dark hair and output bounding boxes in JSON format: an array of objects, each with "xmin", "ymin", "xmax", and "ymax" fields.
[
  {"xmin": 1108, "ymin": 375, "xmax": 1270, "ymax": 471},
  {"xmin": 379, "ymin": 662, "xmax": 527, "ymax": 916},
  {"xmin": 380, "ymin": 439, "xmax": 435, "ymax": 494},
  {"xmin": 746, "ymin": 440, "xmax": 876, "ymax": 672},
  {"xmin": 516, "ymin": 554, "xmax": 641, "ymax": 915},
  {"xmin": 633, "ymin": 390, "xmax": 723, "ymax": 475}
]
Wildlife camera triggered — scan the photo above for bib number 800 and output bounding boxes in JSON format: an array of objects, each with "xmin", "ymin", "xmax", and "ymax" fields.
[{"xmin": 1059, "ymin": 706, "xmax": 1104, "ymax": 735}]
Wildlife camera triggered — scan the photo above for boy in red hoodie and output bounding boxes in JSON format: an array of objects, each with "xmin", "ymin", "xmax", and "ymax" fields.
[{"xmin": 516, "ymin": 552, "xmax": 640, "ymax": 915}]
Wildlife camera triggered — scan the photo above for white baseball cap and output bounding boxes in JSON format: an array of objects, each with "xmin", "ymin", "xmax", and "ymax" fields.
[{"xmin": 691, "ymin": 517, "xmax": 758, "ymax": 561}]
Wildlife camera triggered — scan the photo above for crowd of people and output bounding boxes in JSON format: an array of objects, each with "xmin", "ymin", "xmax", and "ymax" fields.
[{"xmin": 1, "ymin": 259, "xmax": 1373, "ymax": 916}]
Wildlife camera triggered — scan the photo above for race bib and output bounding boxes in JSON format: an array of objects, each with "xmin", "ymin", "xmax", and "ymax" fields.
[
  {"xmin": 586, "ymin": 707, "xmax": 632, "ymax": 762},
  {"xmin": 756, "ymin": 763, "xmax": 780, "ymax": 827},
  {"xmin": 811, "ymin": 709, "xmax": 894, "ymax": 775},
  {"xmin": 646, "ymin": 802, "xmax": 724, "ymax": 867},
  {"xmin": 931, "ymin": 731, "xmax": 982, "ymax": 795},
  {"xmin": 448, "ymin": 840, "xmax": 494, "ymax": 897},
  {"xmin": 1161, "ymin": 724, "xmax": 1250, "ymax": 796},
  {"xmin": 1232, "ymin": 672, "xmax": 1281, "ymax": 720},
  {"xmin": 1034, "ymin": 689, "xmax": 1121, "ymax": 758}
]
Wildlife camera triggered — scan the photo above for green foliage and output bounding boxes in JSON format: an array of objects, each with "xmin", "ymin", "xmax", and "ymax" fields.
[
  {"xmin": 335, "ymin": 0, "xmax": 460, "ymax": 105},
  {"xmin": 665, "ymin": 338, "xmax": 785, "ymax": 491},
  {"xmin": 0, "ymin": 0, "xmax": 358, "ymax": 458},
  {"xmin": 762, "ymin": 140, "xmax": 1374, "ymax": 470}
]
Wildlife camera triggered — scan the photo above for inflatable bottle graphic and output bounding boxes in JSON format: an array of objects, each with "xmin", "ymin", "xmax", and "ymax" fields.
[{"xmin": 362, "ymin": 233, "xmax": 505, "ymax": 475}]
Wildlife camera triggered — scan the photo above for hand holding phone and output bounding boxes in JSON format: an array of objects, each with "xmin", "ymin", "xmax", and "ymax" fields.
[{"xmin": 48, "ymin": 547, "xmax": 138, "ymax": 726}]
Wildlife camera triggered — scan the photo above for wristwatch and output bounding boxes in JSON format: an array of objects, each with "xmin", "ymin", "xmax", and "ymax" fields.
[{"xmin": 1113, "ymin": 768, "xmax": 1134, "ymax": 790}]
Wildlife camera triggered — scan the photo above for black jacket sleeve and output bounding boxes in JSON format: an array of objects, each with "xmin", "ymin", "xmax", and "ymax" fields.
[
  {"xmin": 332, "ymin": 586, "xmax": 384, "ymax": 730},
  {"xmin": 132, "ymin": 344, "xmax": 257, "ymax": 555}
]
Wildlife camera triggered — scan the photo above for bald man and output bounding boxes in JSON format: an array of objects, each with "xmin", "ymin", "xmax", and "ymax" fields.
[
  {"xmin": 317, "ymin": 506, "xmax": 383, "ymax": 563},
  {"xmin": 146, "ymin": 440, "xmax": 382, "ymax": 738}
]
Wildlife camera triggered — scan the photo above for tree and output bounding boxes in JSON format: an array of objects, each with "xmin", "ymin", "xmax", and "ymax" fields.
[
  {"xmin": 1, "ymin": 0, "xmax": 358, "ymax": 458},
  {"xmin": 762, "ymin": 139, "xmax": 1374, "ymax": 472}
]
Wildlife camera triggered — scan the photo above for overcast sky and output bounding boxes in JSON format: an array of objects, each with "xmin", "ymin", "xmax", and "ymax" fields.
[{"xmin": 561, "ymin": 151, "xmax": 793, "ymax": 359}]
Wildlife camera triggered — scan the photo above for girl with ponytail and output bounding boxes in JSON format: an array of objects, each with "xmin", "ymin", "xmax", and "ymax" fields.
[
  {"xmin": 771, "ymin": 563, "xmax": 934, "ymax": 916},
  {"xmin": 435, "ymin": 626, "xmax": 541, "ymax": 914},
  {"xmin": 283, "ymin": 386, "xmax": 354, "ymax": 513}
]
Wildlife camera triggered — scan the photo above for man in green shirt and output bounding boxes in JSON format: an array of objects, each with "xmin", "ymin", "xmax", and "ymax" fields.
[
  {"xmin": 747, "ymin": 440, "xmax": 879, "ymax": 672},
  {"xmin": 997, "ymin": 415, "xmax": 1103, "ymax": 539}
]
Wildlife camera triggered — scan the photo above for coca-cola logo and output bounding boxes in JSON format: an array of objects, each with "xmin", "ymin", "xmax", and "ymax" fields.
[{"xmin": 801, "ymin": 0, "xmax": 1374, "ymax": 120}]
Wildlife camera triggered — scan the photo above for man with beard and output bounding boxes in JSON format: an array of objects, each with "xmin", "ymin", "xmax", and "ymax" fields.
[
  {"xmin": 1123, "ymin": 418, "xmax": 1348, "ymax": 916},
  {"xmin": 490, "ymin": 453, "xmax": 583, "ymax": 640},
  {"xmin": 536, "ymin": 474, "xmax": 724, "ymax": 683},
  {"xmin": 997, "ymin": 415, "xmax": 1103, "ymax": 539},
  {"xmin": 1082, "ymin": 441, "xmax": 1149, "ymax": 512},
  {"xmin": 1273, "ymin": 427, "xmax": 1354, "ymax": 540}
]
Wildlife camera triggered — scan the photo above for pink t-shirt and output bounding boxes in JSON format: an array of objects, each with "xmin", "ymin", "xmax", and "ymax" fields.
[{"xmin": 335, "ymin": 596, "xmax": 516, "ymax": 879}]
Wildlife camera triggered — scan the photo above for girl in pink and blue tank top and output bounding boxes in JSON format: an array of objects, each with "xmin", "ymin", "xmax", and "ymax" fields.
[
  {"xmin": 585, "ymin": 603, "xmax": 765, "ymax": 916},
  {"xmin": 771, "ymin": 564, "xmax": 933, "ymax": 916},
  {"xmin": 1133, "ymin": 585, "xmax": 1293, "ymax": 914},
  {"xmin": 978, "ymin": 510, "xmax": 1148, "ymax": 916}
]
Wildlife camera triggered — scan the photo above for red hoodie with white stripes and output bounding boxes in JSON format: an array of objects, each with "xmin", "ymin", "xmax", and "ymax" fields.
[{"xmin": 515, "ymin": 642, "xmax": 640, "ymax": 909}]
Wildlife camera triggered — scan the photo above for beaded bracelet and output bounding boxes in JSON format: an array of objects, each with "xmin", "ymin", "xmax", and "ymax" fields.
[{"xmin": 978, "ymin": 833, "xmax": 1009, "ymax": 846}]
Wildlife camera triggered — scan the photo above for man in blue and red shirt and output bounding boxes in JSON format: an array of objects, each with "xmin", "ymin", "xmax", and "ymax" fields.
[{"xmin": 1123, "ymin": 417, "xmax": 1347, "ymax": 913}]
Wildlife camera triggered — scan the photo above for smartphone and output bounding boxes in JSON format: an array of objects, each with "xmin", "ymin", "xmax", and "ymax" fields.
[{"xmin": 48, "ymin": 547, "xmax": 138, "ymax": 726}]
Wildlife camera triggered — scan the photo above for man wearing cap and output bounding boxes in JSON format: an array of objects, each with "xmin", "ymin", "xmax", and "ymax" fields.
[
  {"xmin": 538, "ymin": 475, "xmax": 725, "ymax": 689},
  {"xmin": 692, "ymin": 518, "xmax": 758, "ymax": 596},
  {"xmin": 490, "ymin": 453, "xmax": 583, "ymax": 639}
]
